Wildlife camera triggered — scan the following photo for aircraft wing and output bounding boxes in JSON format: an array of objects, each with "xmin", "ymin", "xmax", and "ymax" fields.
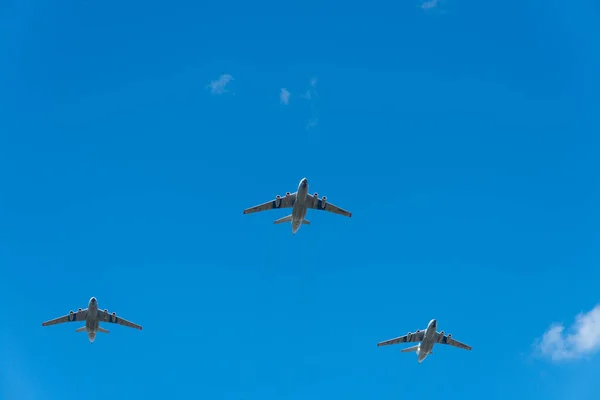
[
  {"xmin": 243, "ymin": 193, "xmax": 297, "ymax": 215},
  {"xmin": 42, "ymin": 309, "xmax": 88, "ymax": 327},
  {"xmin": 97, "ymin": 309, "xmax": 143, "ymax": 330},
  {"xmin": 377, "ymin": 330, "xmax": 425, "ymax": 347},
  {"xmin": 435, "ymin": 333, "xmax": 472, "ymax": 351},
  {"xmin": 305, "ymin": 194, "xmax": 352, "ymax": 217}
]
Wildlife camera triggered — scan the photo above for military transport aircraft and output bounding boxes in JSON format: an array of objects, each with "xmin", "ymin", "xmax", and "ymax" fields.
[
  {"xmin": 377, "ymin": 319, "xmax": 472, "ymax": 363},
  {"xmin": 42, "ymin": 297, "xmax": 142, "ymax": 343},
  {"xmin": 243, "ymin": 178, "xmax": 352, "ymax": 234}
]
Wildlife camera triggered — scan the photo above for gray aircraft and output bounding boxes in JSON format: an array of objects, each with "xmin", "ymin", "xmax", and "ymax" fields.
[
  {"xmin": 42, "ymin": 297, "xmax": 142, "ymax": 343},
  {"xmin": 243, "ymin": 177, "xmax": 352, "ymax": 234},
  {"xmin": 377, "ymin": 319, "xmax": 472, "ymax": 363}
]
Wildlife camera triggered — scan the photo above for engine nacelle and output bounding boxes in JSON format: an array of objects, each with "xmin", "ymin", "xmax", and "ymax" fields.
[
  {"xmin": 275, "ymin": 195, "xmax": 281, "ymax": 207},
  {"xmin": 112, "ymin": 312, "xmax": 116, "ymax": 316},
  {"xmin": 416, "ymin": 329, "xmax": 420, "ymax": 333},
  {"xmin": 104, "ymin": 309, "xmax": 108, "ymax": 314},
  {"xmin": 320, "ymin": 196, "xmax": 327, "ymax": 209},
  {"xmin": 407, "ymin": 332, "xmax": 411, "ymax": 336},
  {"xmin": 440, "ymin": 331, "xmax": 444, "ymax": 336},
  {"xmin": 448, "ymin": 334, "xmax": 452, "ymax": 339},
  {"xmin": 313, "ymin": 193, "xmax": 318, "ymax": 198},
  {"xmin": 78, "ymin": 308, "xmax": 82, "ymax": 312},
  {"xmin": 285, "ymin": 192, "xmax": 291, "ymax": 197},
  {"xmin": 69, "ymin": 310, "xmax": 74, "ymax": 315}
]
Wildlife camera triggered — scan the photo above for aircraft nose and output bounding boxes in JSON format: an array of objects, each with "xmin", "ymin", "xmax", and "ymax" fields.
[{"xmin": 301, "ymin": 179, "xmax": 308, "ymax": 187}]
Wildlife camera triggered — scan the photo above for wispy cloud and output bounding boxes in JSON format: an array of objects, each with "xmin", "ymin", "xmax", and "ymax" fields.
[
  {"xmin": 302, "ymin": 77, "xmax": 319, "ymax": 129},
  {"xmin": 280, "ymin": 88, "xmax": 290, "ymax": 105},
  {"xmin": 207, "ymin": 73, "xmax": 234, "ymax": 95},
  {"xmin": 420, "ymin": 0, "xmax": 439, "ymax": 9},
  {"xmin": 301, "ymin": 77, "xmax": 318, "ymax": 100},
  {"xmin": 535, "ymin": 304, "xmax": 600, "ymax": 362},
  {"xmin": 278, "ymin": 78, "xmax": 320, "ymax": 129}
]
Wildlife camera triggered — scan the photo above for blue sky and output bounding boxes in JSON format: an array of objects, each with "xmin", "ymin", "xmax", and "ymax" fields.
[{"xmin": 1, "ymin": 0, "xmax": 599, "ymax": 399}]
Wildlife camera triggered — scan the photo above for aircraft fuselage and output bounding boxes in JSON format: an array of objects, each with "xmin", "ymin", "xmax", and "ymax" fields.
[
  {"xmin": 416, "ymin": 319, "xmax": 438, "ymax": 363},
  {"xmin": 290, "ymin": 178, "xmax": 310, "ymax": 234},
  {"xmin": 85, "ymin": 297, "xmax": 99, "ymax": 343}
]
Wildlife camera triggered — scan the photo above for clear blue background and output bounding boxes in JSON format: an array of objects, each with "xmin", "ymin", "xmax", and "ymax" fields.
[{"xmin": 1, "ymin": 0, "xmax": 599, "ymax": 399}]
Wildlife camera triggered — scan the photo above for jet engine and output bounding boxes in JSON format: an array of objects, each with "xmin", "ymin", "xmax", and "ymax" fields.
[
  {"xmin": 78, "ymin": 308, "xmax": 82, "ymax": 312},
  {"xmin": 313, "ymin": 193, "xmax": 318, "ymax": 198},
  {"xmin": 275, "ymin": 195, "xmax": 281, "ymax": 207},
  {"xmin": 112, "ymin": 312, "xmax": 116, "ymax": 316},
  {"xmin": 321, "ymin": 196, "xmax": 327, "ymax": 209},
  {"xmin": 69, "ymin": 310, "xmax": 73, "ymax": 315},
  {"xmin": 407, "ymin": 332, "xmax": 411, "ymax": 336},
  {"xmin": 285, "ymin": 192, "xmax": 291, "ymax": 197},
  {"xmin": 104, "ymin": 309, "xmax": 108, "ymax": 314},
  {"xmin": 416, "ymin": 329, "xmax": 420, "ymax": 333},
  {"xmin": 448, "ymin": 334, "xmax": 452, "ymax": 339},
  {"xmin": 440, "ymin": 331, "xmax": 444, "ymax": 336}
]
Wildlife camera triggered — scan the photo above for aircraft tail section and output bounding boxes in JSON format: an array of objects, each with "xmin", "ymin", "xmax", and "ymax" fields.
[
  {"xmin": 98, "ymin": 327, "xmax": 109, "ymax": 334},
  {"xmin": 401, "ymin": 345, "xmax": 420, "ymax": 353},
  {"xmin": 274, "ymin": 215, "xmax": 293, "ymax": 224},
  {"xmin": 75, "ymin": 326, "xmax": 86, "ymax": 332},
  {"xmin": 273, "ymin": 215, "xmax": 310, "ymax": 225}
]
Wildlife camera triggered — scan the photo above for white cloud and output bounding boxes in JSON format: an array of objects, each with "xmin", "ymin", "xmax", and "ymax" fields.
[
  {"xmin": 279, "ymin": 78, "xmax": 320, "ymax": 129},
  {"xmin": 207, "ymin": 73, "xmax": 234, "ymax": 95},
  {"xmin": 536, "ymin": 304, "xmax": 600, "ymax": 361},
  {"xmin": 306, "ymin": 118, "xmax": 318, "ymax": 130},
  {"xmin": 302, "ymin": 77, "xmax": 319, "ymax": 129},
  {"xmin": 280, "ymin": 88, "xmax": 290, "ymax": 105},
  {"xmin": 301, "ymin": 77, "xmax": 318, "ymax": 100},
  {"xmin": 421, "ymin": 0, "xmax": 439, "ymax": 9}
]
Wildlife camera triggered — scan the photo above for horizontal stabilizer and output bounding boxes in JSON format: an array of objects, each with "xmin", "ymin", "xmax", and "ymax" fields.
[
  {"xmin": 302, "ymin": 219, "xmax": 310, "ymax": 225},
  {"xmin": 401, "ymin": 345, "xmax": 420, "ymax": 353},
  {"xmin": 274, "ymin": 215, "xmax": 293, "ymax": 224},
  {"xmin": 75, "ymin": 326, "xmax": 86, "ymax": 333},
  {"xmin": 98, "ymin": 327, "xmax": 109, "ymax": 334}
]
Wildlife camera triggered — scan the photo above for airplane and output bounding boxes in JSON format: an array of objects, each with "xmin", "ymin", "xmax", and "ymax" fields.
[
  {"xmin": 377, "ymin": 319, "xmax": 472, "ymax": 363},
  {"xmin": 41, "ymin": 297, "xmax": 142, "ymax": 343},
  {"xmin": 242, "ymin": 178, "xmax": 352, "ymax": 234}
]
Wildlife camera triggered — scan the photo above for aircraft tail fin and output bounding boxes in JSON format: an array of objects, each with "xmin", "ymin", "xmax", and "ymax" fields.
[
  {"xmin": 302, "ymin": 219, "xmax": 310, "ymax": 225},
  {"xmin": 98, "ymin": 327, "xmax": 109, "ymax": 334},
  {"xmin": 75, "ymin": 326, "xmax": 86, "ymax": 333},
  {"xmin": 274, "ymin": 215, "xmax": 293, "ymax": 224},
  {"xmin": 401, "ymin": 345, "xmax": 420, "ymax": 353}
]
